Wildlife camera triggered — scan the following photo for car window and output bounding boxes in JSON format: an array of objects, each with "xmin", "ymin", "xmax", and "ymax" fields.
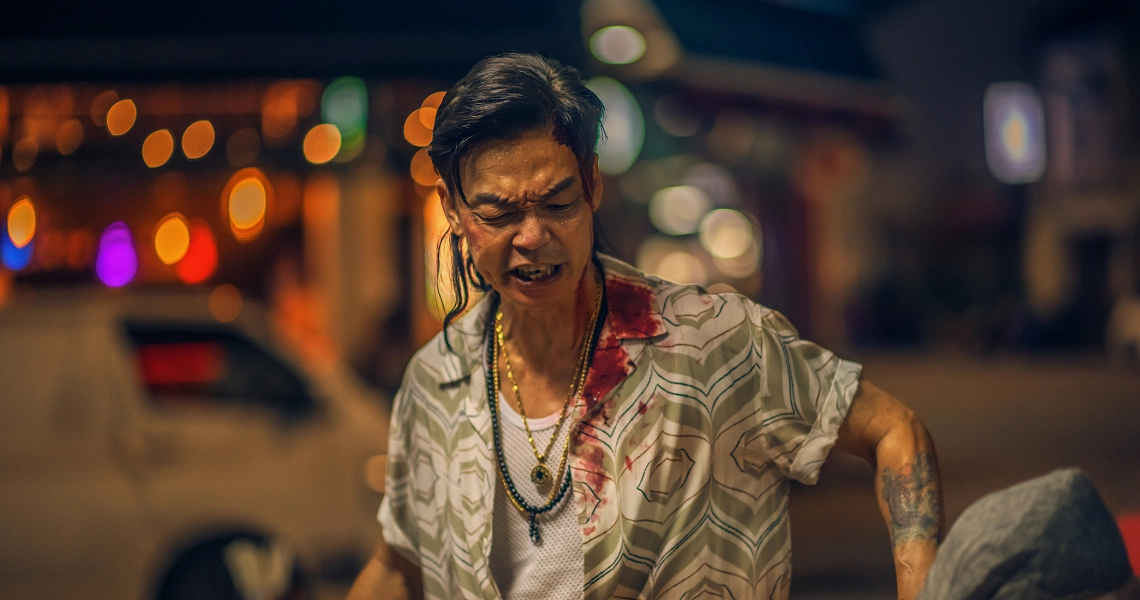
[{"xmin": 123, "ymin": 323, "xmax": 315, "ymax": 420}]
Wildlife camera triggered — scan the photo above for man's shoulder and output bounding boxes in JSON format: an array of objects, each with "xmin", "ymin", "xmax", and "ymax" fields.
[
  {"xmin": 402, "ymin": 300, "xmax": 490, "ymax": 393},
  {"xmin": 595, "ymin": 254, "xmax": 794, "ymax": 351},
  {"xmin": 599, "ymin": 253, "xmax": 738, "ymax": 311}
]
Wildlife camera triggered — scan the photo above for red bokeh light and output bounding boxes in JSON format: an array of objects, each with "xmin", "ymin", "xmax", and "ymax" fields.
[{"xmin": 175, "ymin": 219, "xmax": 218, "ymax": 284}]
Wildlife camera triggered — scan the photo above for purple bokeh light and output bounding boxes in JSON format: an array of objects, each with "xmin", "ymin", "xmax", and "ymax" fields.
[{"xmin": 95, "ymin": 222, "xmax": 137, "ymax": 287}]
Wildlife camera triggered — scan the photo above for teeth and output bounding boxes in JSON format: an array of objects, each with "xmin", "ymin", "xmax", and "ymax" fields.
[{"xmin": 515, "ymin": 265, "xmax": 555, "ymax": 280}]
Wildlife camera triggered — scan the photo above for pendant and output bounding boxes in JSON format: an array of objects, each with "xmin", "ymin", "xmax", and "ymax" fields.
[
  {"xmin": 528, "ymin": 514, "xmax": 541, "ymax": 544},
  {"xmin": 531, "ymin": 463, "xmax": 552, "ymax": 485}
]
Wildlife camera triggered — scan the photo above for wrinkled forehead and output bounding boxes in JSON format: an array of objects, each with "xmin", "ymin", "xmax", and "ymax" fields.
[{"xmin": 459, "ymin": 128, "xmax": 580, "ymax": 205}]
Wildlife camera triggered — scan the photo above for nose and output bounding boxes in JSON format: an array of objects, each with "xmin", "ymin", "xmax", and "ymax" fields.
[{"xmin": 512, "ymin": 211, "xmax": 550, "ymax": 251}]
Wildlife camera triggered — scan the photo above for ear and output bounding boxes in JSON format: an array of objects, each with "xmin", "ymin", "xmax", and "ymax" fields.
[
  {"xmin": 588, "ymin": 153, "xmax": 604, "ymax": 213},
  {"xmin": 437, "ymin": 179, "xmax": 464, "ymax": 236}
]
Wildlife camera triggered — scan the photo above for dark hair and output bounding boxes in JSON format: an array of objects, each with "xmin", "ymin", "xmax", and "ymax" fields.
[{"xmin": 428, "ymin": 53, "xmax": 607, "ymax": 349}]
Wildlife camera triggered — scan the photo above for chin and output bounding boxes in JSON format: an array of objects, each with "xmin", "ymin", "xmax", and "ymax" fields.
[{"xmin": 497, "ymin": 263, "xmax": 583, "ymax": 308}]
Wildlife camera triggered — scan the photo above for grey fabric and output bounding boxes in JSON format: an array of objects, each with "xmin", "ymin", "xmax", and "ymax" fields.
[{"xmin": 919, "ymin": 469, "xmax": 1133, "ymax": 600}]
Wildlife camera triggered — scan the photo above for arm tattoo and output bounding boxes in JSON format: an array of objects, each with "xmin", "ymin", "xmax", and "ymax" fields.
[{"xmin": 881, "ymin": 452, "xmax": 942, "ymax": 547}]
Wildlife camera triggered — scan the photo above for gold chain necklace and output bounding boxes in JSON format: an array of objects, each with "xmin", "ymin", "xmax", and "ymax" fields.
[{"xmin": 494, "ymin": 269, "xmax": 603, "ymax": 485}]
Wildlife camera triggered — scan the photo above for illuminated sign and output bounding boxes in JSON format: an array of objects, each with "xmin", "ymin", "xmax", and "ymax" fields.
[{"xmin": 984, "ymin": 82, "xmax": 1046, "ymax": 184}]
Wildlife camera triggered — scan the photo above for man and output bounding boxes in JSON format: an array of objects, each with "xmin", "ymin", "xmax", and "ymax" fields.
[{"xmin": 348, "ymin": 53, "xmax": 944, "ymax": 600}]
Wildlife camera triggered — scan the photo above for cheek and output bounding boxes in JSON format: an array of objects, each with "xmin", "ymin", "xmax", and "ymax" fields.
[{"xmin": 459, "ymin": 218, "xmax": 505, "ymax": 269}]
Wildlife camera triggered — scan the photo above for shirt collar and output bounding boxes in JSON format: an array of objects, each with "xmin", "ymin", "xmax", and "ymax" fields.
[{"xmin": 436, "ymin": 253, "xmax": 665, "ymax": 386}]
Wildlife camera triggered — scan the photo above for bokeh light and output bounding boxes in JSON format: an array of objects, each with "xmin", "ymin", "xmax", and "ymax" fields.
[
  {"xmin": 649, "ymin": 185, "xmax": 711, "ymax": 235},
  {"xmin": 321, "ymin": 76, "xmax": 367, "ymax": 136},
  {"xmin": 7, "ymin": 197, "xmax": 36, "ymax": 248},
  {"xmin": 410, "ymin": 148, "xmax": 439, "ymax": 186},
  {"xmin": 303, "ymin": 124, "xmax": 341, "ymax": 164},
  {"xmin": 230, "ymin": 179, "xmax": 266, "ymax": 230},
  {"xmin": 154, "ymin": 213, "xmax": 190, "ymax": 265},
  {"xmin": 224, "ymin": 168, "xmax": 271, "ymax": 242},
  {"xmin": 95, "ymin": 222, "xmax": 137, "ymax": 287},
  {"xmin": 262, "ymin": 82, "xmax": 301, "ymax": 142},
  {"xmin": 12, "ymin": 138, "xmax": 37, "ymax": 172},
  {"xmin": 142, "ymin": 129, "xmax": 175, "ymax": 168},
  {"xmin": 636, "ymin": 236, "xmax": 707, "ymax": 285},
  {"xmin": 55, "ymin": 119, "xmax": 84, "ymax": 155},
  {"xmin": 1, "ymin": 235, "xmax": 32, "ymax": 271},
  {"xmin": 321, "ymin": 76, "xmax": 367, "ymax": 160},
  {"xmin": 657, "ymin": 251, "xmax": 707, "ymax": 285},
  {"xmin": 586, "ymin": 76, "xmax": 644, "ymax": 175},
  {"xmin": 90, "ymin": 90, "xmax": 119, "ymax": 127},
  {"xmin": 713, "ymin": 241, "xmax": 761, "ymax": 279},
  {"xmin": 1003, "ymin": 114, "xmax": 1028, "ymax": 158},
  {"xmin": 226, "ymin": 127, "xmax": 260, "ymax": 167},
  {"xmin": 176, "ymin": 219, "xmax": 218, "ymax": 284},
  {"xmin": 181, "ymin": 120, "xmax": 215, "ymax": 160},
  {"xmin": 418, "ymin": 107, "xmax": 437, "ymax": 129},
  {"xmin": 422, "ymin": 91, "xmax": 446, "ymax": 110},
  {"xmin": 699, "ymin": 209, "xmax": 753, "ymax": 259},
  {"xmin": 404, "ymin": 109, "xmax": 433, "ymax": 147},
  {"xmin": 590, "ymin": 26, "xmax": 647, "ymax": 65},
  {"xmin": 984, "ymin": 82, "xmax": 1045, "ymax": 184},
  {"xmin": 209, "ymin": 284, "xmax": 243, "ymax": 323},
  {"xmin": 106, "ymin": 99, "xmax": 137, "ymax": 136}
]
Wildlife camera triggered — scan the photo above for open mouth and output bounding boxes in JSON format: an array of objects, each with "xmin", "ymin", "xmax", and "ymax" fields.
[{"xmin": 511, "ymin": 264, "xmax": 561, "ymax": 282}]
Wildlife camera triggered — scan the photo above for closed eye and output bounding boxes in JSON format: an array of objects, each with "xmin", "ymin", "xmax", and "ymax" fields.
[
  {"xmin": 477, "ymin": 212, "xmax": 515, "ymax": 225},
  {"xmin": 547, "ymin": 195, "xmax": 582, "ymax": 213}
]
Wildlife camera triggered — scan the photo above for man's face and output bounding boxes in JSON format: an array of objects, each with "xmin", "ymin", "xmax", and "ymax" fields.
[{"xmin": 439, "ymin": 126, "xmax": 602, "ymax": 313}]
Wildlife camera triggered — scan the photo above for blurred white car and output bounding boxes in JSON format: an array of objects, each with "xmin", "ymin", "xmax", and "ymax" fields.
[{"xmin": 0, "ymin": 289, "xmax": 390, "ymax": 600}]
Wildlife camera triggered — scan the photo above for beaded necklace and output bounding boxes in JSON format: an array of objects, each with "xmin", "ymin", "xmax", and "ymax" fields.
[{"xmin": 485, "ymin": 269, "xmax": 607, "ymax": 544}]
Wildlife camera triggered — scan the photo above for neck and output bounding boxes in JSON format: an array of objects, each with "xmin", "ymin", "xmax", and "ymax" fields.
[{"xmin": 497, "ymin": 261, "xmax": 600, "ymax": 363}]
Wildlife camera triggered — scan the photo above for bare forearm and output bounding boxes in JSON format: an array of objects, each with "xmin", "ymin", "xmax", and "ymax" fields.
[
  {"xmin": 874, "ymin": 415, "xmax": 944, "ymax": 600},
  {"xmin": 835, "ymin": 380, "xmax": 945, "ymax": 600},
  {"xmin": 346, "ymin": 538, "xmax": 423, "ymax": 600}
]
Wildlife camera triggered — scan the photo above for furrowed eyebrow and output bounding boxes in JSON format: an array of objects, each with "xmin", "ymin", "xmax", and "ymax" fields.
[{"xmin": 470, "ymin": 175, "xmax": 577, "ymax": 208}]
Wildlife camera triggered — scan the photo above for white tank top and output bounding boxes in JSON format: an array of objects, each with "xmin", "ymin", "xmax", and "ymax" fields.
[{"xmin": 489, "ymin": 394, "xmax": 584, "ymax": 600}]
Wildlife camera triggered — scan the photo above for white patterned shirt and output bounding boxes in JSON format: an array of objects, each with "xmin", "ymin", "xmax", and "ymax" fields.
[{"xmin": 378, "ymin": 254, "xmax": 862, "ymax": 599}]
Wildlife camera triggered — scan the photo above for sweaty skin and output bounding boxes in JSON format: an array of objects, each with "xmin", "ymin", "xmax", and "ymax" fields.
[{"xmin": 439, "ymin": 126, "xmax": 604, "ymax": 421}]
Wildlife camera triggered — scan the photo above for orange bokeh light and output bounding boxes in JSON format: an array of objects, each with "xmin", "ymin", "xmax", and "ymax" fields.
[
  {"xmin": 422, "ymin": 91, "xmax": 446, "ymax": 110},
  {"xmin": 261, "ymin": 81, "xmax": 315, "ymax": 142},
  {"xmin": 403, "ymin": 109, "xmax": 433, "ymax": 147},
  {"xmin": 418, "ymin": 107, "xmax": 437, "ymax": 129},
  {"xmin": 7, "ymin": 197, "xmax": 36, "ymax": 248},
  {"xmin": 176, "ymin": 219, "xmax": 218, "ymax": 284},
  {"xmin": 181, "ymin": 120, "xmax": 215, "ymax": 160},
  {"xmin": 142, "ymin": 129, "xmax": 175, "ymax": 168},
  {"xmin": 209, "ymin": 284, "xmax": 243, "ymax": 323},
  {"xmin": 410, "ymin": 147, "xmax": 439, "ymax": 186},
  {"xmin": 154, "ymin": 213, "xmax": 190, "ymax": 265},
  {"xmin": 302, "ymin": 124, "xmax": 341, "ymax": 164},
  {"xmin": 90, "ymin": 90, "xmax": 118, "ymax": 127},
  {"xmin": 55, "ymin": 119, "xmax": 84, "ymax": 155},
  {"xmin": 222, "ymin": 168, "xmax": 273, "ymax": 242},
  {"xmin": 12, "ymin": 138, "xmax": 37, "ymax": 172},
  {"xmin": 106, "ymin": 99, "xmax": 137, "ymax": 136}
]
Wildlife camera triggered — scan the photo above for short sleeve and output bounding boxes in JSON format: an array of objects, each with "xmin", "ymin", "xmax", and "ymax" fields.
[
  {"xmin": 376, "ymin": 369, "xmax": 421, "ymax": 566},
  {"xmin": 749, "ymin": 303, "xmax": 862, "ymax": 485}
]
